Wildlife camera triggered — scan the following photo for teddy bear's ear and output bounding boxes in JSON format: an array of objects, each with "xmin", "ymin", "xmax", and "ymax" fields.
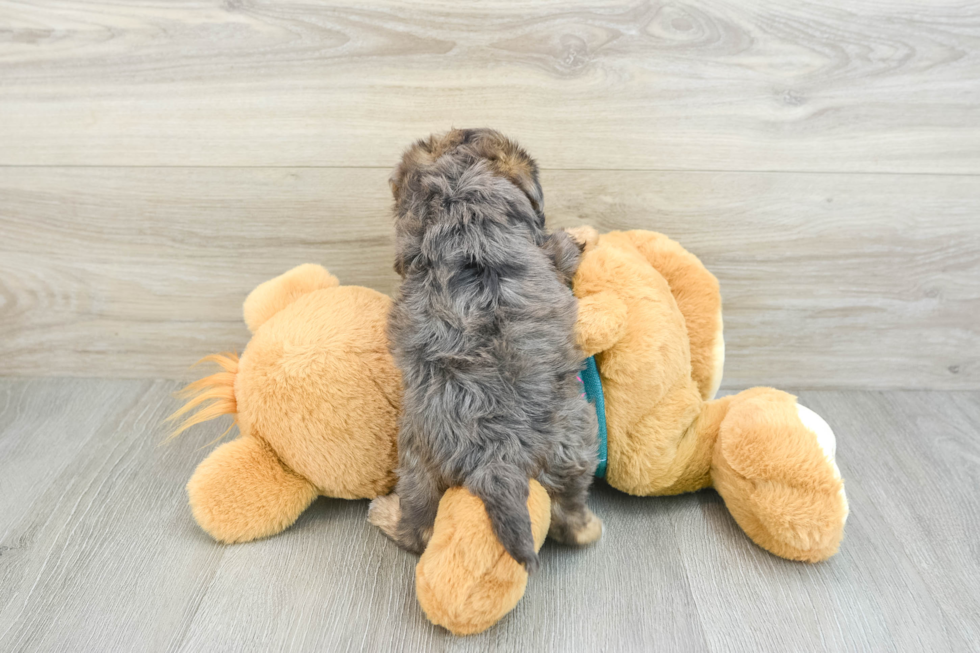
[
  {"xmin": 243, "ymin": 264, "xmax": 339, "ymax": 333},
  {"xmin": 575, "ymin": 290, "xmax": 629, "ymax": 358}
]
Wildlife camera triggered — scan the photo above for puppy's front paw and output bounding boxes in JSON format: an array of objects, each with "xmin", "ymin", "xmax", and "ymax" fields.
[
  {"xmin": 368, "ymin": 493, "xmax": 401, "ymax": 541},
  {"xmin": 565, "ymin": 225, "xmax": 599, "ymax": 253}
]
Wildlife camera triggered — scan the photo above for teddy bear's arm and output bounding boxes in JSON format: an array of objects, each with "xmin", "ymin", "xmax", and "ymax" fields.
[
  {"xmin": 564, "ymin": 225, "xmax": 628, "ymax": 356},
  {"xmin": 575, "ymin": 290, "xmax": 629, "ymax": 358}
]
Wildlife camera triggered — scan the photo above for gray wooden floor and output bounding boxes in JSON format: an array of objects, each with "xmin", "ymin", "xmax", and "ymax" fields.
[{"xmin": 0, "ymin": 379, "xmax": 977, "ymax": 652}]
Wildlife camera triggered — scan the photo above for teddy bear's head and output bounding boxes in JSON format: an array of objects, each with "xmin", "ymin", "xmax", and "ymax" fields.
[{"xmin": 235, "ymin": 285, "xmax": 402, "ymax": 499}]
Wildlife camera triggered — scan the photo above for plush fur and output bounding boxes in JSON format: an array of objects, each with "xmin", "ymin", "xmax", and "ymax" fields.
[
  {"xmin": 170, "ymin": 267, "xmax": 401, "ymax": 543},
  {"xmin": 187, "ymin": 435, "xmax": 318, "ymax": 543},
  {"xmin": 384, "ymin": 129, "xmax": 600, "ymax": 571},
  {"xmin": 564, "ymin": 229, "xmax": 847, "ymax": 559},
  {"xmin": 414, "ymin": 480, "xmax": 551, "ymax": 636}
]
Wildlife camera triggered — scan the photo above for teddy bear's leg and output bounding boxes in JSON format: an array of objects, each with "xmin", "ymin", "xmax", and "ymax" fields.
[
  {"xmin": 187, "ymin": 435, "xmax": 318, "ymax": 543},
  {"xmin": 414, "ymin": 480, "xmax": 551, "ymax": 636},
  {"xmin": 242, "ymin": 263, "xmax": 340, "ymax": 333},
  {"xmin": 709, "ymin": 388, "xmax": 848, "ymax": 562}
]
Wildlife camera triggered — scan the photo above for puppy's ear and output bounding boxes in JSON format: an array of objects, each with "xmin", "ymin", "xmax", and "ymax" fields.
[
  {"xmin": 541, "ymin": 230, "xmax": 582, "ymax": 286},
  {"xmin": 504, "ymin": 164, "xmax": 544, "ymax": 218},
  {"xmin": 469, "ymin": 130, "xmax": 544, "ymax": 217},
  {"xmin": 393, "ymin": 242, "xmax": 418, "ymax": 278},
  {"xmin": 393, "ymin": 213, "xmax": 423, "ymax": 278},
  {"xmin": 392, "ymin": 130, "xmax": 468, "ymax": 202},
  {"xmin": 496, "ymin": 154, "xmax": 544, "ymax": 216}
]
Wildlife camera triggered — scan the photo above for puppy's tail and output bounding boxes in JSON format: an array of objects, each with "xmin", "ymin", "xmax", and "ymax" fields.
[{"xmin": 466, "ymin": 463, "xmax": 539, "ymax": 573}]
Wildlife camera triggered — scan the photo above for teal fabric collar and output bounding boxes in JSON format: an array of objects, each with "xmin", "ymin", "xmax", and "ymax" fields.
[{"xmin": 578, "ymin": 356, "xmax": 608, "ymax": 478}]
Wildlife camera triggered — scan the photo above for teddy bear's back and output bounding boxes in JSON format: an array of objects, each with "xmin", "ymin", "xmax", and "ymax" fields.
[{"xmin": 235, "ymin": 285, "xmax": 401, "ymax": 499}]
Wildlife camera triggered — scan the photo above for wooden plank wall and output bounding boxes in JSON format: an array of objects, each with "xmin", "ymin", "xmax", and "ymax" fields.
[{"xmin": 1, "ymin": 0, "xmax": 978, "ymax": 388}]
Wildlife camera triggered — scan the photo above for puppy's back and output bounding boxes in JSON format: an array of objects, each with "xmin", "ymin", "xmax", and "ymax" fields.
[{"xmin": 389, "ymin": 130, "xmax": 580, "ymax": 570}]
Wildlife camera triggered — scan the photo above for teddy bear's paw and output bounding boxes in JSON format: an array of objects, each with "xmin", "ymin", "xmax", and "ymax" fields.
[
  {"xmin": 368, "ymin": 493, "xmax": 401, "ymax": 541},
  {"xmin": 740, "ymin": 403, "xmax": 849, "ymax": 560},
  {"xmin": 714, "ymin": 389, "xmax": 849, "ymax": 562},
  {"xmin": 796, "ymin": 403, "xmax": 848, "ymax": 522},
  {"xmin": 748, "ymin": 478, "xmax": 844, "ymax": 555}
]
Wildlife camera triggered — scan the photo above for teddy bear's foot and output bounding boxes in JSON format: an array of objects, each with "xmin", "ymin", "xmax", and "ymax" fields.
[
  {"xmin": 711, "ymin": 388, "xmax": 848, "ymax": 563},
  {"xmin": 187, "ymin": 435, "xmax": 318, "ymax": 543},
  {"xmin": 795, "ymin": 403, "xmax": 848, "ymax": 511}
]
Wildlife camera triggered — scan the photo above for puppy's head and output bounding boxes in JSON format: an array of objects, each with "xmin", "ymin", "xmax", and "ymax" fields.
[
  {"xmin": 390, "ymin": 128, "xmax": 544, "ymax": 219},
  {"xmin": 390, "ymin": 129, "xmax": 545, "ymax": 276}
]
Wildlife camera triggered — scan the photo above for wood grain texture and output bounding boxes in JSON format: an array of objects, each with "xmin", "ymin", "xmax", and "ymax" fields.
[
  {"xmin": 1, "ymin": 380, "xmax": 978, "ymax": 651},
  {"xmin": 0, "ymin": 379, "xmax": 227, "ymax": 652},
  {"xmin": 1, "ymin": 1, "xmax": 979, "ymax": 171},
  {"xmin": 1, "ymin": 167, "xmax": 977, "ymax": 388},
  {"xmin": 674, "ymin": 388, "xmax": 980, "ymax": 652}
]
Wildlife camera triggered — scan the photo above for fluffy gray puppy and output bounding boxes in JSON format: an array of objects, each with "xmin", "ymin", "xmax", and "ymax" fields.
[{"xmin": 370, "ymin": 128, "xmax": 602, "ymax": 571}]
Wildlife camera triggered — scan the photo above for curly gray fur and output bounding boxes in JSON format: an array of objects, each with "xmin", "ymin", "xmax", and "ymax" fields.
[{"xmin": 383, "ymin": 128, "xmax": 600, "ymax": 571}]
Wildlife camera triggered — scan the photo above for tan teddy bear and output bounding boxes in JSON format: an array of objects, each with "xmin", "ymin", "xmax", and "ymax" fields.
[{"xmin": 171, "ymin": 230, "xmax": 847, "ymax": 635}]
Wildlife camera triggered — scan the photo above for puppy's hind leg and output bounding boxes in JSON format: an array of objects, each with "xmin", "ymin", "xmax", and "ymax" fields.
[
  {"xmin": 540, "ymin": 465, "xmax": 603, "ymax": 546},
  {"xmin": 367, "ymin": 493, "xmax": 402, "ymax": 541},
  {"xmin": 388, "ymin": 458, "xmax": 443, "ymax": 555},
  {"xmin": 540, "ymin": 402, "xmax": 603, "ymax": 546}
]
